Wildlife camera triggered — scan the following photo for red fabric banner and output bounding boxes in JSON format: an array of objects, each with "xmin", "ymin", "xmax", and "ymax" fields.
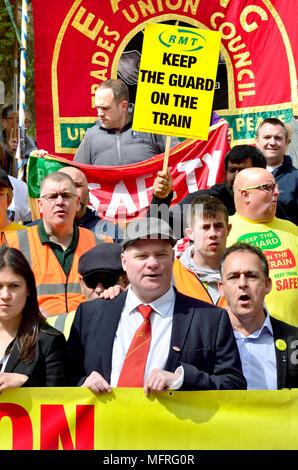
[
  {"xmin": 32, "ymin": 0, "xmax": 298, "ymax": 156},
  {"xmin": 28, "ymin": 121, "xmax": 229, "ymax": 222}
]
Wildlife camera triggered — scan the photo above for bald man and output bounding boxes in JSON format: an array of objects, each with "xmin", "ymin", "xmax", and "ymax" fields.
[
  {"xmin": 233, "ymin": 167, "xmax": 279, "ymax": 222},
  {"xmin": 58, "ymin": 167, "xmax": 91, "ymax": 221},
  {"xmin": 227, "ymin": 167, "xmax": 298, "ymax": 328},
  {"xmin": 58, "ymin": 166, "xmax": 118, "ymax": 241}
]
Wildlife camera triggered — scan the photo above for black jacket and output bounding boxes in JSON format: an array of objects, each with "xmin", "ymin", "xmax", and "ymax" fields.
[
  {"xmin": 271, "ymin": 316, "xmax": 298, "ymax": 389},
  {"xmin": 67, "ymin": 290, "xmax": 246, "ymax": 391},
  {"xmin": 3, "ymin": 323, "xmax": 67, "ymax": 387},
  {"xmin": 272, "ymin": 155, "xmax": 298, "ymax": 225}
]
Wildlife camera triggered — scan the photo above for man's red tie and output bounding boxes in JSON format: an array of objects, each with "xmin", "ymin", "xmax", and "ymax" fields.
[{"xmin": 117, "ymin": 305, "xmax": 153, "ymax": 387}]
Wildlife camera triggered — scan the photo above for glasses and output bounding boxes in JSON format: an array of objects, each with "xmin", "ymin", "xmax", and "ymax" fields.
[
  {"xmin": 83, "ymin": 273, "xmax": 118, "ymax": 290},
  {"xmin": 240, "ymin": 183, "xmax": 278, "ymax": 193},
  {"xmin": 40, "ymin": 192, "xmax": 77, "ymax": 203}
]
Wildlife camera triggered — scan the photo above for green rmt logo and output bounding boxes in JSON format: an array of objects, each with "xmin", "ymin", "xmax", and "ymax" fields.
[
  {"xmin": 159, "ymin": 28, "xmax": 205, "ymax": 52},
  {"xmin": 169, "ymin": 35, "xmax": 198, "ymax": 46}
]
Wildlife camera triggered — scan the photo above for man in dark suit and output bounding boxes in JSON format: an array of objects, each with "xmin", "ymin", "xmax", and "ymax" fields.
[
  {"xmin": 67, "ymin": 217, "xmax": 246, "ymax": 394},
  {"xmin": 219, "ymin": 242, "xmax": 298, "ymax": 389}
]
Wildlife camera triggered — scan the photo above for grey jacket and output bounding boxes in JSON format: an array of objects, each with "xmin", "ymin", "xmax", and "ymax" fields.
[{"xmin": 74, "ymin": 119, "xmax": 181, "ymax": 166}]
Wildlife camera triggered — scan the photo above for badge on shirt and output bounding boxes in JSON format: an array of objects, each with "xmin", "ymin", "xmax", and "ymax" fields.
[{"xmin": 275, "ymin": 339, "xmax": 287, "ymax": 351}]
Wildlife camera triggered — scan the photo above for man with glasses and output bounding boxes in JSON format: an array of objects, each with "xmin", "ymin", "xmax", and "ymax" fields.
[
  {"xmin": 47, "ymin": 243, "xmax": 128, "ymax": 338},
  {"xmin": 1, "ymin": 104, "xmax": 37, "ymax": 175},
  {"xmin": 78, "ymin": 243, "xmax": 128, "ymax": 300},
  {"xmin": 227, "ymin": 167, "xmax": 298, "ymax": 328},
  {"xmin": 255, "ymin": 118, "xmax": 298, "ymax": 225},
  {"xmin": 2, "ymin": 172, "xmax": 97, "ymax": 316},
  {"xmin": 147, "ymin": 145, "xmax": 289, "ymax": 242}
]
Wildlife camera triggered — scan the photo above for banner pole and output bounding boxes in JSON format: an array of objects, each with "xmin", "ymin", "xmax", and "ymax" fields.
[
  {"xmin": 162, "ymin": 135, "xmax": 171, "ymax": 173},
  {"xmin": 11, "ymin": 0, "xmax": 19, "ymax": 177},
  {"xmin": 16, "ymin": 0, "xmax": 28, "ymax": 181}
]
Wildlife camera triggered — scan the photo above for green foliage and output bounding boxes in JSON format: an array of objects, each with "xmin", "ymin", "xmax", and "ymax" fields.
[
  {"xmin": 0, "ymin": 2, "xmax": 15, "ymax": 80},
  {"xmin": 0, "ymin": 1, "xmax": 35, "ymax": 139}
]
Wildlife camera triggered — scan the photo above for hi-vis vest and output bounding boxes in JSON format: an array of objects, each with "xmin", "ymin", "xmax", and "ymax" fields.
[
  {"xmin": 173, "ymin": 259, "xmax": 227, "ymax": 308},
  {"xmin": 47, "ymin": 310, "xmax": 76, "ymax": 340},
  {"xmin": 2, "ymin": 225, "xmax": 97, "ymax": 316}
]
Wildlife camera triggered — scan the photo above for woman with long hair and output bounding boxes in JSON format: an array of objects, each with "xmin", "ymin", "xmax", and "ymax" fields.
[{"xmin": 0, "ymin": 246, "xmax": 67, "ymax": 390}]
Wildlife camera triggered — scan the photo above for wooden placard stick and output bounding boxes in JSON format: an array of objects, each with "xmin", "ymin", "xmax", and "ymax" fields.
[{"xmin": 162, "ymin": 135, "xmax": 171, "ymax": 173}]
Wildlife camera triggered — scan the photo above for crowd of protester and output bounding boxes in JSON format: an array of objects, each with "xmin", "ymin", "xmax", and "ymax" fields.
[{"xmin": 0, "ymin": 80, "xmax": 297, "ymax": 395}]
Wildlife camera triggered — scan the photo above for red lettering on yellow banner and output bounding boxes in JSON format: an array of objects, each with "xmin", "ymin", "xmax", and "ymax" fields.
[
  {"xmin": 0, "ymin": 403, "xmax": 33, "ymax": 450},
  {"xmin": 40, "ymin": 404, "xmax": 95, "ymax": 450}
]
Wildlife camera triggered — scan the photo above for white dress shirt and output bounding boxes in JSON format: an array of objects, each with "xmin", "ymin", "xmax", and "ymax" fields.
[
  {"xmin": 111, "ymin": 286, "xmax": 182, "ymax": 388},
  {"xmin": 234, "ymin": 314, "xmax": 277, "ymax": 390}
]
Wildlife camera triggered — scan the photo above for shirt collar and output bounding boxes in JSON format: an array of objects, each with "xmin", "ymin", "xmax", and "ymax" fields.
[
  {"xmin": 261, "ymin": 311, "xmax": 273, "ymax": 335},
  {"xmin": 235, "ymin": 309, "xmax": 273, "ymax": 339},
  {"xmin": 38, "ymin": 220, "xmax": 78, "ymax": 248},
  {"xmin": 97, "ymin": 118, "xmax": 132, "ymax": 134},
  {"xmin": 267, "ymin": 164, "xmax": 282, "ymax": 172},
  {"xmin": 125, "ymin": 286, "xmax": 175, "ymax": 318},
  {"xmin": 38, "ymin": 219, "xmax": 51, "ymax": 244}
]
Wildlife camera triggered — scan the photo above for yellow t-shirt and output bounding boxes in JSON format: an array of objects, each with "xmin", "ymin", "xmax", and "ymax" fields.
[{"xmin": 227, "ymin": 214, "xmax": 298, "ymax": 327}]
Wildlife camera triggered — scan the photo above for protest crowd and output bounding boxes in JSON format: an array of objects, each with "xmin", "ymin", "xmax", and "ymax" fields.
[{"xmin": 0, "ymin": 77, "xmax": 298, "ymax": 400}]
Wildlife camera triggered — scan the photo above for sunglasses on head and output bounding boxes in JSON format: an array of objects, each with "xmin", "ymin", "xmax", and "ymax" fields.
[{"xmin": 83, "ymin": 272, "xmax": 118, "ymax": 290}]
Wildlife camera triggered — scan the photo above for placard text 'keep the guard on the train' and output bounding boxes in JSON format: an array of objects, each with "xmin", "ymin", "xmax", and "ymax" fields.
[{"xmin": 133, "ymin": 23, "xmax": 221, "ymax": 141}]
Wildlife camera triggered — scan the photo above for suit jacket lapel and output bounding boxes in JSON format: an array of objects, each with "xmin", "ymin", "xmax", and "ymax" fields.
[
  {"xmin": 100, "ymin": 291, "xmax": 127, "ymax": 383},
  {"xmin": 3, "ymin": 341, "xmax": 20, "ymax": 373},
  {"xmin": 271, "ymin": 316, "xmax": 287, "ymax": 390},
  {"xmin": 164, "ymin": 292, "xmax": 195, "ymax": 372}
]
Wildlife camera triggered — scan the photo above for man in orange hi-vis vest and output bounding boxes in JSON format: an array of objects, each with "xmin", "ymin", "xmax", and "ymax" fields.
[
  {"xmin": 173, "ymin": 194, "xmax": 231, "ymax": 308},
  {"xmin": 2, "ymin": 171, "xmax": 99, "ymax": 317}
]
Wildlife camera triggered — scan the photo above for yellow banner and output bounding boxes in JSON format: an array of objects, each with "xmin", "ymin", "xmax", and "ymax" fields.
[
  {"xmin": 0, "ymin": 388, "xmax": 298, "ymax": 450},
  {"xmin": 133, "ymin": 23, "xmax": 221, "ymax": 141}
]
